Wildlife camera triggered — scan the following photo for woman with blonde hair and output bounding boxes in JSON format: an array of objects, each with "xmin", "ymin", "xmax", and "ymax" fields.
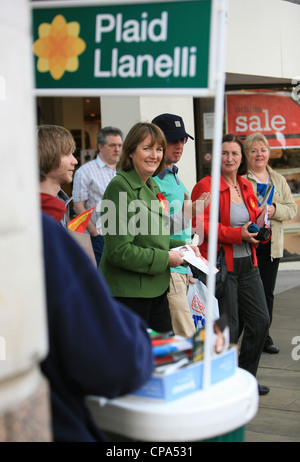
[{"xmin": 243, "ymin": 132, "xmax": 297, "ymax": 354}]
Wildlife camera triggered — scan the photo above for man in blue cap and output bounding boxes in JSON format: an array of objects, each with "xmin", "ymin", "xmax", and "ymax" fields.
[{"xmin": 152, "ymin": 113, "xmax": 196, "ymax": 338}]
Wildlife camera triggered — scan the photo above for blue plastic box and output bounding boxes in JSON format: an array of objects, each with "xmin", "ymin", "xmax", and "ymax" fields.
[{"xmin": 132, "ymin": 347, "xmax": 237, "ymax": 401}]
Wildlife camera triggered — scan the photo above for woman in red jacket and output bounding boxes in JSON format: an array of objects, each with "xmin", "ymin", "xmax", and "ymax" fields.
[{"xmin": 191, "ymin": 134, "xmax": 270, "ymax": 395}]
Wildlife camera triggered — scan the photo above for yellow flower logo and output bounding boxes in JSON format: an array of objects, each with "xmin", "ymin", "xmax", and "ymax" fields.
[{"xmin": 32, "ymin": 14, "xmax": 86, "ymax": 80}]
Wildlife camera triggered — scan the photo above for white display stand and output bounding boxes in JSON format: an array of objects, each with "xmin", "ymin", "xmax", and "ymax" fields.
[{"xmin": 86, "ymin": 368, "xmax": 258, "ymax": 442}]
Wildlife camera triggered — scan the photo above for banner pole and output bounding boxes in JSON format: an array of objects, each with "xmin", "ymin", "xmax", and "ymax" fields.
[{"xmin": 203, "ymin": 0, "xmax": 227, "ymax": 390}]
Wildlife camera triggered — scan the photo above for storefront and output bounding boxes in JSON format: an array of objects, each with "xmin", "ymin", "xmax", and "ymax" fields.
[
  {"xmin": 32, "ymin": 0, "xmax": 300, "ymax": 260},
  {"xmin": 194, "ymin": 86, "xmax": 300, "ymax": 260},
  {"xmin": 36, "ymin": 84, "xmax": 300, "ymax": 260}
]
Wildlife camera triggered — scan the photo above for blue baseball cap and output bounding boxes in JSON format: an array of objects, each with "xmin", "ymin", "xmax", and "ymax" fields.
[{"xmin": 152, "ymin": 113, "xmax": 194, "ymax": 142}]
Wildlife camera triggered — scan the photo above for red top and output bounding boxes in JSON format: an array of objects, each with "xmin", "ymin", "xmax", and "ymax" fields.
[
  {"xmin": 40, "ymin": 193, "xmax": 66, "ymax": 223},
  {"xmin": 191, "ymin": 175, "xmax": 260, "ymax": 272}
]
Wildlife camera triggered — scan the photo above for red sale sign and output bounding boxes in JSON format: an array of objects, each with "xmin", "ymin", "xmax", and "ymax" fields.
[{"xmin": 226, "ymin": 93, "xmax": 300, "ymax": 148}]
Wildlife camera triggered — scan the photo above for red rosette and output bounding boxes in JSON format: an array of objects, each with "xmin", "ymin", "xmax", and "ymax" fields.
[
  {"xmin": 157, "ymin": 193, "xmax": 169, "ymax": 214},
  {"xmin": 247, "ymin": 194, "xmax": 258, "ymax": 211}
]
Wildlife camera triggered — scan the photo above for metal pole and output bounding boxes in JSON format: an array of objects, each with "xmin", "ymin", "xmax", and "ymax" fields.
[{"xmin": 203, "ymin": 0, "xmax": 227, "ymax": 389}]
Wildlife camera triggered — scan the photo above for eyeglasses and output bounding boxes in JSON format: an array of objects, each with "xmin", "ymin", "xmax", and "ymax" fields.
[{"xmin": 168, "ymin": 137, "xmax": 188, "ymax": 145}]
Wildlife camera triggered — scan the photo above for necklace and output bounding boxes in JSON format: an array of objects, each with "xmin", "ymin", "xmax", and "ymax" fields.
[
  {"xmin": 222, "ymin": 175, "xmax": 242, "ymax": 198},
  {"xmin": 249, "ymin": 170, "xmax": 268, "ymax": 183},
  {"xmin": 227, "ymin": 182, "xmax": 241, "ymax": 198}
]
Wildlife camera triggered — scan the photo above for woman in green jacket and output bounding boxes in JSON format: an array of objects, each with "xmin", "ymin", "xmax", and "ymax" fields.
[{"xmin": 99, "ymin": 122, "xmax": 189, "ymax": 333}]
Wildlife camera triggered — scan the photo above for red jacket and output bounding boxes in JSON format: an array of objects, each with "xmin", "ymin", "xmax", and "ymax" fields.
[{"xmin": 191, "ymin": 175, "xmax": 260, "ymax": 272}]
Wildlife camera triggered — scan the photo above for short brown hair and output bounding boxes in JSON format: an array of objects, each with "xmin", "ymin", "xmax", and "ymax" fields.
[
  {"xmin": 222, "ymin": 134, "xmax": 247, "ymax": 175},
  {"xmin": 118, "ymin": 122, "xmax": 167, "ymax": 177},
  {"xmin": 37, "ymin": 125, "xmax": 76, "ymax": 181}
]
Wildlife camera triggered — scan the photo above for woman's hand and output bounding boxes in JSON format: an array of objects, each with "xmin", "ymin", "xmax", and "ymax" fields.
[
  {"xmin": 198, "ymin": 192, "xmax": 211, "ymax": 210},
  {"xmin": 182, "ymin": 192, "xmax": 211, "ymax": 220},
  {"xmin": 242, "ymin": 221, "xmax": 260, "ymax": 244},
  {"xmin": 168, "ymin": 251, "xmax": 185, "ymax": 267},
  {"xmin": 168, "ymin": 245, "xmax": 200, "ymax": 268},
  {"xmin": 267, "ymin": 204, "xmax": 276, "ymax": 219},
  {"xmin": 187, "ymin": 245, "xmax": 200, "ymax": 257}
]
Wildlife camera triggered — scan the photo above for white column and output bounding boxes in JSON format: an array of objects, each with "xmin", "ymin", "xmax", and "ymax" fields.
[{"xmin": 0, "ymin": 0, "xmax": 48, "ymax": 418}]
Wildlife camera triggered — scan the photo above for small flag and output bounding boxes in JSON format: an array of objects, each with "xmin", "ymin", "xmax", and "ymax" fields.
[
  {"xmin": 67, "ymin": 207, "xmax": 95, "ymax": 233},
  {"xmin": 256, "ymin": 183, "xmax": 274, "ymax": 207}
]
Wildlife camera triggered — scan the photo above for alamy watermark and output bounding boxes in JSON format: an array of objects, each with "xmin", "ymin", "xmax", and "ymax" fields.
[
  {"xmin": 292, "ymin": 76, "xmax": 300, "ymax": 102},
  {"xmin": 0, "ymin": 336, "xmax": 6, "ymax": 361},
  {"xmin": 0, "ymin": 76, "xmax": 6, "ymax": 101},
  {"xmin": 95, "ymin": 193, "xmax": 205, "ymax": 240},
  {"xmin": 291, "ymin": 336, "xmax": 300, "ymax": 361}
]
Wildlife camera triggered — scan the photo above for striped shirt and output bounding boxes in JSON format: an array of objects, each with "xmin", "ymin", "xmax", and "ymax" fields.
[{"xmin": 72, "ymin": 156, "xmax": 117, "ymax": 232}]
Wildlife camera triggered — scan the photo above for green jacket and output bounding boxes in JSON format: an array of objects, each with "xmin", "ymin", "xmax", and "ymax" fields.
[
  {"xmin": 99, "ymin": 169, "xmax": 186, "ymax": 297},
  {"xmin": 243, "ymin": 165, "xmax": 297, "ymax": 259}
]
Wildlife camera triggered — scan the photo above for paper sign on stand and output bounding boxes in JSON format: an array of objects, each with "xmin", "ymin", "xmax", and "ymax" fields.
[{"xmin": 171, "ymin": 244, "xmax": 219, "ymax": 275}]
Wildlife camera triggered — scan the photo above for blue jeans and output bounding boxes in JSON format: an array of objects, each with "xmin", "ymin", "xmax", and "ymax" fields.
[
  {"xmin": 219, "ymin": 256, "xmax": 270, "ymax": 377},
  {"xmin": 91, "ymin": 235, "xmax": 104, "ymax": 268}
]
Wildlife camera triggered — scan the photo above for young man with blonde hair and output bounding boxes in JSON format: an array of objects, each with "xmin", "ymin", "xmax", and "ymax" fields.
[{"xmin": 37, "ymin": 124, "xmax": 78, "ymax": 224}]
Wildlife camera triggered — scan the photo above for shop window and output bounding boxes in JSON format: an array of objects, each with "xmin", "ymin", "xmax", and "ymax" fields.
[
  {"xmin": 193, "ymin": 97, "xmax": 216, "ymax": 180},
  {"xmin": 194, "ymin": 89, "xmax": 300, "ymax": 261}
]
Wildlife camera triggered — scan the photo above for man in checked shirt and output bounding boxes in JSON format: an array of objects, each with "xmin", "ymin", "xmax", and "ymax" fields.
[{"xmin": 72, "ymin": 126, "xmax": 123, "ymax": 267}]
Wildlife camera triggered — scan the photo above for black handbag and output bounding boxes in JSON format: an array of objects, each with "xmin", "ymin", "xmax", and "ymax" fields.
[{"xmin": 189, "ymin": 246, "xmax": 227, "ymax": 299}]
